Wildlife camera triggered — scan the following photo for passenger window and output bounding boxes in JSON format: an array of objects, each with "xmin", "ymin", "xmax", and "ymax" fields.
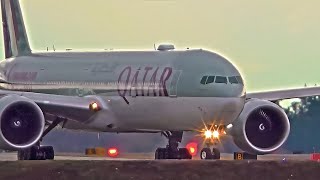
[
  {"xmin": 236, "ymin": 76, "xmax": 244, "ymax": 84},
  {"xmin": 228, "ymin": 76, "xmax": 238, "ymax": 84},
  {"xmin": 206, "ymin": 76, "xmax": 215, "ymax": 84},
  {"xmin": 200, "ymin": 76, "xmax": 208, "ymax": 85},
  {"xmin": 215, "ymin": 76, "xmax": 227, "ymax": 84}
]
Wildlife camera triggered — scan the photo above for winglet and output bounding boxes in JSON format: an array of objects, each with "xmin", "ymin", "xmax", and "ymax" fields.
[{"xmin": 1, "ymin": 0, "xmax": 31, "ymax": 58}]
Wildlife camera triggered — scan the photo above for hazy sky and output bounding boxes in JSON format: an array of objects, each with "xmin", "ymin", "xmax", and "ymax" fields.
[{"xmin": 1, "ymin": 0, "xmax": 320, "ymax": 92}]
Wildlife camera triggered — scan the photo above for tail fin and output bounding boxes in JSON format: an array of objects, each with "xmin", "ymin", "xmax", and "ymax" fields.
[{"xmin": 1, "ymin": 0, "xmax": 31, "ymax": 58}]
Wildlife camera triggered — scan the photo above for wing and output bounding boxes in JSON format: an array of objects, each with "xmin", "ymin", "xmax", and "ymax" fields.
[
  {"xmin": 0, "ymin": 89, "xmax": 159, "ymax": 134},
  {"xmin": 246, "ymin": 86, "xmax": 320, "ymax": 101},
  {"xmin": 0, "ymin": 89, "xmax": 107, "ymax": 123}
]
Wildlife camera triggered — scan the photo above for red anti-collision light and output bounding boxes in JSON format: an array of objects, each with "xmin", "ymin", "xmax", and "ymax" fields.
[
  {"xmin": 186, "ymin": 142, "xmax": 198, "ymax": 156},
  {"xmin": 107, "ymin": 148, "xmax": 119, "ymax": 157}
]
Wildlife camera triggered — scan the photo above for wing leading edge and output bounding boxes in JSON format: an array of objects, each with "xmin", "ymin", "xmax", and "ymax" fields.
[
  {"xmin": 247, "ymin": 86, "xmax": 320, "ymax": 101},
  {"xmin": 0, "ymin": 90, "xmax": 107, "ymax": 123}
]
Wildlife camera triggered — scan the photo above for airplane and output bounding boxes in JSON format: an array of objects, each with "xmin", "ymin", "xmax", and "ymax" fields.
[{"xmin": 1, "ymin": 0, "xmax": 320, "ymax": 160}]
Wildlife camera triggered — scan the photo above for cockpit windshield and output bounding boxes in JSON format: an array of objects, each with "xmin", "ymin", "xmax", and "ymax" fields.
[
  {"xmin": 228, "ymin": 76, "xmax": 238, "ymax": 84},
  {"xmin": 215, "ymin": 76, "xmax": 227, "ymax": 84},
  {"xmin": 200, "ymin": 75, "xmax": 243, "ymax": 85}
]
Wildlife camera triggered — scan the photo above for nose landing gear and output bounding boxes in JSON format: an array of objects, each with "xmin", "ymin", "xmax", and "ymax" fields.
[
  {"xmin": 200, "ymin": 147, "xmax": 220, "ymax": 160},
  {"xmin": 199, "ymin": 125, "xmax": 225, "ymax": 160}
]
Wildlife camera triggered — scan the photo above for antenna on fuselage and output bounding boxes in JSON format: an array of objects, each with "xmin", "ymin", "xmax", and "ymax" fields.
[
  {"xmin": 153, "ymin": 43, "xmax": 156, "ymax": 50},
  {"xmin": 53, "ymin": 45, "xmax": 56, "ymax": 51}
]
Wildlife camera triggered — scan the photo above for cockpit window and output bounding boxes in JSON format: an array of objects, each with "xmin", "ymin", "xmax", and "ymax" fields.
[
  {"xmin": 206, "ymin": 76, "xmax": 215, "ymax": 84},
  {"xmin": 215, "ymin": 76, "xmax": 227, "ymax": 84},
  {"xmin": 236, "ymin": 76, "xmax": 244, "ymax": 84},
  {"xmin": 200, "ymin": 76, "xmax": 208, "ymax": 85},
  {"xmin": 228, "ymin": 76, "xmax": 238, "ymax": 84}
]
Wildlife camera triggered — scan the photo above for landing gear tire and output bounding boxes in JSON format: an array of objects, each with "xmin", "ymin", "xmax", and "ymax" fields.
[
  {"xmin": 200, "ymin": 148, "xmax": 212, "ymax": 160},
  {"xmin": 17, "ymin": 149, "xmax": 27, "ymax": 160},
  {"xmin": 211, "ymin": 148, "xmax": 220, "ymax": 159},
  {"xmin": 42, "ymin": 146, "xmax": 54, "ymax": 160},
  {"xmin": 16, "ymin": 117, "xmax": 63, "ymax": 161},
  {"xmin": 179, "ymin": 148, "xmax": 192, "ymax": 159},
  {"xmin": 17, "ymin": 146, "xmax": 55, "ymax": 160},
  {"xmin": 200, "ymin": 148, "xmax": 220, "ymax": 160},
  {"xmin": 155, "ymin": 131, "xmax": 192, "ymax": 160},
  {"xmin": 155, "ymin": 147, "xmax": 192, "ymax": 159},
  {"xmin": 155, "ymin": 148, "xmax": 166, "ymax": 159}
]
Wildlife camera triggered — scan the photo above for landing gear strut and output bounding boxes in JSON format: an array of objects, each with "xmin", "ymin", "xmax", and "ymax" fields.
[
  {"xmin": 199, "ymin": 125, "xmax": 224, "ymax": 160},
  {"xmin": 17, "ymin": 117, "xmax": 65, "ymax": 160},
  {"xmin": 155, "ymin": 131, "xmax": 192, "ymax": 159}
]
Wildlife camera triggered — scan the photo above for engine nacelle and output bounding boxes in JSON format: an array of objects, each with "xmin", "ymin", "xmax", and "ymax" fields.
[
  {"xmin": 0, "ymin": 95, "xmax": 45, "ymax": 150},
  {"xmin": 231, "ymin": 99, "xmax": 290, "ymax": 154}
]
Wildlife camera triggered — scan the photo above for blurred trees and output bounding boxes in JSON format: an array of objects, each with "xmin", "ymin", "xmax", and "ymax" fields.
[{"xmin": 282, "ymin": 96, "xmax": 320, "ymax": 153}]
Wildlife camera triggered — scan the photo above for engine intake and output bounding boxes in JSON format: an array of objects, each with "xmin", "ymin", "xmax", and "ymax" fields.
[
  {"xmin": 231, "ymin": 99, "xmax": 290, "ymax": 154},
  {"xmin": 0, "ymin": 95, "xmax": 45, "ymax": 150}
]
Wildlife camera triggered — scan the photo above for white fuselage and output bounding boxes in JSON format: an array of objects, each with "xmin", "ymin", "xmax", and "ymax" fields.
[{"xmin": 0, "ymin": 49, "xmax": 246, "ymax": 132}]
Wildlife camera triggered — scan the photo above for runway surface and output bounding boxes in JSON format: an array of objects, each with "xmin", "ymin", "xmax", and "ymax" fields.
[
  {"xmin": 1, "ymin": 152, "xmax": 320, "ymax": 180},
  {"xmin": 0, "ymin": 152, "xmax": 313, "ymax": 161}
]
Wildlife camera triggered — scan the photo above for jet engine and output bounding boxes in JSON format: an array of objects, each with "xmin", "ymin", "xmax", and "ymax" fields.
[
  {"xmin": 231, "ymin": 99, "xmax": 290, "ymax": 154},
  {"xmin": 0, "ymin": 95, "xmax": 45, "ymax": 150}
]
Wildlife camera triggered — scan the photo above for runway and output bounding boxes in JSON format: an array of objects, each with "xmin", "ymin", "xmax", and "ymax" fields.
[
  {"xmin": 0, "ymin": 152, "xmax": 144, "ymax": 161},
  {"xmin": 0, "ymin": 152, "xmax": 313, "ymax": 161},
  {"xmin": 0, "ymin": 154, "xmax": 319, "ymax": 180},
  {"xmin": 0, "ymin": 152, "xmax": 320, "ymax": 180}
]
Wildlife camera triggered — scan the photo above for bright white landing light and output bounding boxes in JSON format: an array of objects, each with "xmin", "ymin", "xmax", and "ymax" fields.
[
  {"xmin": 213, "ymin": 130, "xmax": 219, "ymax": 138},
  {"xmin": 226, "ymin": 124, "xmax": 233, "ymax": 129},
  {"xmin": 89, "ymin": 102, "xmax": 100, "ymax": 112},
  {"xmin": 204, "ymin": 130, "xmax": 212, "ymax": 139}
]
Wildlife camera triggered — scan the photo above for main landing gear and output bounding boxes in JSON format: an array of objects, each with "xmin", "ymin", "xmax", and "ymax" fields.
[
  {"xmin": 17, "ymin": 117, "xmax": 65, "ymax": 160},
  {"xmin": 17, "ymin": 144, "xmax": 54, "ymax": 160},
  {"xmin": 155, "ymin": 131, "xmax": 192, "ymax": 160}
]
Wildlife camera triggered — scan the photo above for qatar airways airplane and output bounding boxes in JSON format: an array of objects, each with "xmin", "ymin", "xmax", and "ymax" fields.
[{"xmin": 0, "ymin": 0, "xmax": 319, "ymax": 160}]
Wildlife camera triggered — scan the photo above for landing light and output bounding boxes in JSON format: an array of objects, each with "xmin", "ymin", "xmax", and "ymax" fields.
[
  {"xmin": 89, "ymin": 102, "xmax": 100, "ymax": 112},
  {"xmin": 213, "ymin": 130, "xmax": 219, "ymax": 138},
  {"xmin": 204, "ymin": 130, "xmax": 212, "ymax": 139},
  {"xmin": 226, "ymin": 124, "xmax": 233, "ymax": 129}
]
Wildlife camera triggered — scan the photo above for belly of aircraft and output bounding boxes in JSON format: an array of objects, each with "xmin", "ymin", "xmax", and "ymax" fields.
[{"xmin": 100, "ymin": 96, "xmax": 245, "ymax": 131}]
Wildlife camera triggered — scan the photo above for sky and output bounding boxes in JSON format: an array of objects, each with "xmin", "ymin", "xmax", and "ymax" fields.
[{"xmin": 1, "ymin": 0, "xmax": 320, "ymax": 92}]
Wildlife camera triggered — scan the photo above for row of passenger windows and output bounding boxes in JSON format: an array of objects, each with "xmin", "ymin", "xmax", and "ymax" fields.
[{"xmin": 200, "ymin": 75, "xmax": 243, "ymax": 85}]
